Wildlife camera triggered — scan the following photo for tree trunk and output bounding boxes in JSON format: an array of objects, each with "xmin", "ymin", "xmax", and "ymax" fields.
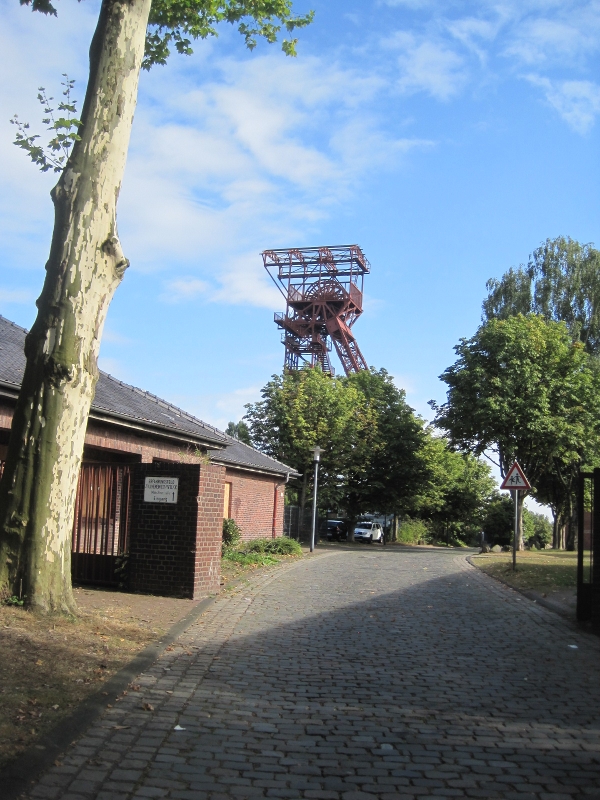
[
  {"xmin": 0, "ymin": 0, "xmax": 151, "ymax": 612},
  {"xmin": 552, "ymin": 509, "xmax": 559, "ymax": 549},
  {"xmin": 566, "ymin": 494, "xmax": 576, "ymax": 551},
  {"xmin": 391, "ymin": 513, "xmax": 398, "ymax": 543}
]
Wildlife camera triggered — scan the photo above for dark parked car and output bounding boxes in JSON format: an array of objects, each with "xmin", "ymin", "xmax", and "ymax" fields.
[{"xmin": 325, "ymin": 520, "xmax": 347, "ymax": 541}]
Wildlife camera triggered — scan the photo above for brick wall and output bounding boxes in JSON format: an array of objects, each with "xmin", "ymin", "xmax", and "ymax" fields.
[
  {"xmin": 128, "ymin": 462, "xmax": 224, "ymax": 598},
  {"xmin": 226, "ymin": 467, "xmax": 285, "ymax": 540}
]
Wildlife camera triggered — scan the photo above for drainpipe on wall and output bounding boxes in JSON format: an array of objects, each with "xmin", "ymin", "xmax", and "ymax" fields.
[{"xmin": 272, "ymin": 472, "xmax": 290, "ymax": 538}]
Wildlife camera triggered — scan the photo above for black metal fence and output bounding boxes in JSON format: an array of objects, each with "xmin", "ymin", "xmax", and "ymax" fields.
[
  {"xmin": 283, "ymin": 505, "xmax": 326, "ymax": 544},
  {"xmin": 71, "ymin": 463, "xmax": 132, "ymax": 587}
]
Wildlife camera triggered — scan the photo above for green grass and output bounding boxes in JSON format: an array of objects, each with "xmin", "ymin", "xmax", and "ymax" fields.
[
  {"xmin": 222, "ymin": 550, "xmax": 280, "ymax": 567},
  {"xmin": 471, "ymin": 550, "xmax": 577, "ymax": 592},
  {"xmin": 221, "ymin": 536, "xmax": 303, "ymax": 570}
]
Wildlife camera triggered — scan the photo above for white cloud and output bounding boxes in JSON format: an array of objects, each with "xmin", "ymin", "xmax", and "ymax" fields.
[
  {"xmin": 162, "ymin": 278, "xmax": 210, "ymax": 304},
  {"xmin": 506, "ymin": 18, "xmax": 599, "ymax": 66},
  {"xmin": 527, "ymin": 75, "xmax": 600, "ymax": 133},
  {"xmin": 385, "ymin": 33, "xmax": 467, "ymax": 100},
  {"xmin": 116, "ymin": 53, "xmax": 422, "ymax": 304},
  {"xmin": 0, "ymin": 288, "xmax": 35, "ymax": 304}
]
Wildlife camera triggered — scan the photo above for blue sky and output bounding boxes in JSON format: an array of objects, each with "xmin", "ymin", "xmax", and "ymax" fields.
[{"xmin": 1, "ymin": 0, "xmax": 599, "ymax": 445}]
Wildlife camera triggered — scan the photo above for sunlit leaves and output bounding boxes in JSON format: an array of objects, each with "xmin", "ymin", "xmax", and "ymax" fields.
[
  {"xmin": 10, "ymin": 75, "xmax": 81, "ymax": 173},
  {"xmin": 433, "ymin": 314, "xmax": 600, "ymax": 489},
  {"xmin": 484, "ymin": 236, "xmax": 600, "ymax": 355},
  {"xmin": 144, "ymin": 0, "xmax": 314, "ymax": 68}
]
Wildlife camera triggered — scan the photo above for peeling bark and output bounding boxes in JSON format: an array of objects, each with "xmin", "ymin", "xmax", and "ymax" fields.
[{"xmin": 0, "ymin": 0, "xmax": 151, "ymax": 612}]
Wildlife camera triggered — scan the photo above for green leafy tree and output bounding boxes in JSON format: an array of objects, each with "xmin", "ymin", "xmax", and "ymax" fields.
[
  {"xmin": 484, "ymin": 236, "xmax": 600, "ymax": 354},
  {"xmin": 433, "ymin": 315, "xmax": 600, "ymax": 549},
  {"xmin": 523, "ymin": 509, "xmax": 552, "ymax": 549},
  {"xmin": 0, "ymin": 0, "xmax": 313, "ymax": 612},
  {"xmin": 481, "ymin": 495, "xmax": 514, "ymax": 547},
  {"xmin": 245, "ymin": 367, "xmax": 430, "ymax": 537},
  {"xmin": 244, "ymin": 368, "xmax": 375, "ymax": 517},
  {"xmin": 340, "ymin": 369, "xmax": 428, "ymax": 530},
  {"xmin": 415, "ymin": 435, "xmax": 496, "ymax": 545},
  {"xmin": 225, "ymin": 421, "xmax": 252, "ymax": 445}
]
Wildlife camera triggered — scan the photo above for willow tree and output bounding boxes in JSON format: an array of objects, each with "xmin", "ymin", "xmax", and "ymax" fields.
[{"xmin": 0, "ymin": 0, "xmax": 312, "ymax": 612}]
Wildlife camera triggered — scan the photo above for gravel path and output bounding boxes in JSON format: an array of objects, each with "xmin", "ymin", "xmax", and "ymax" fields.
[{"xmin": 26, "ymin": 547, "xmax": 600, "ymax": 800}]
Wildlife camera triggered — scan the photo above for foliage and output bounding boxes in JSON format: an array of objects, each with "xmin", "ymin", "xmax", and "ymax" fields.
[
  {"xmin": 244, "ymin": 367, "xmax": 375, "ymax": 511},
  {"xmin": 481, "ymin": 496, "xmax": 514, "ymax": 546},
  {"xmin": 222, "ymin": 550, "xmax": 279, "ymax": 566},
  {"xmin": 433, "ymin": 314, "xmax": 600, "ymax": 548},
  {"xmin": 222, "ymin": 518, "xmax": 242, "ymax": 549},
  {"xmin": 415, "ymin": 433, "xmax": 496, "ymax": 543},
  {"xmin": 10, "ymin": 75, "xmax": 81, "ymax": 173},
  {"xmin": 483, "ymin": 236, "xmax": 600, "ymax": 354},
  {"xmin": 245, "ymin": 367, "xmax": 427, "ymax": 524},
  {"xmin": 144, "ymin": 0, "xmax": 314, "ymax": 67},
  {"xmin": 21, "ymin": 0, "xmax": 314, "ymax": 65},
  {"xmin": 221, "ymin": 534, "xmax": 301, "ymax": 566},
  {"xmin": 433, "ymin": 315, "xmax": 600, "ymax": 485},
  {"xmin": 114, "ymin": 554, "xmax": 129, "ymax": 590},
  {"xmin": 225, "ymin": 421, "xmax": 252, "ymax": 445},
  {"xmin": 481, "ymin": 238, "xmax": 600, "ymax": 546},
  {"xmin": 397, "ymin": 518, "xmax": 431, "ymax": 545},
  {"xmin": 244, "ymin": 536, "xmax": 302, "ymax": 555},
  {"xmin": 523, "ymin": 510, "xmax": 552, "ymax": 549},
  {"xmin": 2, "ymin": 595, "xmax": 25, "ymax": 607},
  {"xmin": 341, "ymin": 369, "xmax": 428, "ymax": 523}
]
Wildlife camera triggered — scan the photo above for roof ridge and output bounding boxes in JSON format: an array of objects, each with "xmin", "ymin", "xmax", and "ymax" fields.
[
  {"xmin": 216, "ymin": 434, "xmax": 294, "ymax": 472},
  {"xmin": 98, "ymin": 370, "xmax": 225, "ymax": 436},
  {"xmin": 0, "ymin": 315, "xmax": 30, "ymax": 335}
]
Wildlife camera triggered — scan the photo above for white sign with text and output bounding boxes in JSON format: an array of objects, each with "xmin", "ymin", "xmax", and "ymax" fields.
[{"xmin": 144, "ymin": 477, "xmax": 179, "ymax": 504}]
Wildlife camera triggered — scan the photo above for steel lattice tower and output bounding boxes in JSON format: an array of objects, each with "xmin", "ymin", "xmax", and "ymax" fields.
[{"xmin": 263, "ymin": 245, "xmax": 370, "ymax": 376}]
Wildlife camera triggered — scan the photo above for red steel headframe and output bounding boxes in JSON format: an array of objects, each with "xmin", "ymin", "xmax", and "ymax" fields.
[{"xmin": 262, "ymin": 245, "xmax": 370, "ymax": 376}]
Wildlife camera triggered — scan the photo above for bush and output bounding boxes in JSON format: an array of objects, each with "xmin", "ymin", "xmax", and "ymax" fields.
[
  {"xmin": 398, "ymin": 518, "xmax": 431, "ymax": 545},
  {"xmin": 223, "ymin": 518, "xmax": 242, "ymax": 549},
  {"xmin": 222, "ymin": 550, "xmax": 279, "ymax": 566},
  {"xmin": 244, "ymin": 537, "xmax": 302, "ymax": 556}
]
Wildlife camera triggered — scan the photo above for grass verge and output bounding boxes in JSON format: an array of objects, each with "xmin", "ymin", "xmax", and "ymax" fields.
[
  {"xmin": 220, "ymin": 538, "xmax": 304, "ymax": 585},
  {"xmin": 470, "ymin": 550, "xmax": 577, "ymax": 592}
]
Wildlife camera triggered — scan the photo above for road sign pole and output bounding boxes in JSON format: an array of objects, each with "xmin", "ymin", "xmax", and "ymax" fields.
[
  {"xmin": 500, "ymin": 462, "xmax": 531, "ymax": 572},
  {"xmin": 512, "ymin": 489, "xmax": 518, "ymax": 571}
]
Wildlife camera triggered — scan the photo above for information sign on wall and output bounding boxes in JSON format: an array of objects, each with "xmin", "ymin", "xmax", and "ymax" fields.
[{"xmin": 144, "ymin": 477, "xmax": 179, "ymax": 504}]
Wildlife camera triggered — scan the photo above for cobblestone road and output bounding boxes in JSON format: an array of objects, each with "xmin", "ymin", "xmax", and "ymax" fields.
[{"xmin": 28, "ymin": 548, "xmax": 600, "ymax": 800}]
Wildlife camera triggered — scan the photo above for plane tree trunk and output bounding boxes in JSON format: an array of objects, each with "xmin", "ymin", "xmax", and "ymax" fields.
[{"xmin": 0, "ymin": 0, "xmax": 151, "ymax": 612}]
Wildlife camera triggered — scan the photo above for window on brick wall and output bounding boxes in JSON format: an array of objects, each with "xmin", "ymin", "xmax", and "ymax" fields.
[{"xmin": 223, "ymin": 482, "xmax": 232, "ymax": 518}]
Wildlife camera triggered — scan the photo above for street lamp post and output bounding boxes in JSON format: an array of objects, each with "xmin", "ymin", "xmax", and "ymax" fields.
[{"xmin": 310, "ymin": 446, "xmax": 323, "ymax": 553}]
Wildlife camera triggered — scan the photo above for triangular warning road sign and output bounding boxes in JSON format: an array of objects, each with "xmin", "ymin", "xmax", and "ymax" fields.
[{"xmin": 500, "ymin": 461, "xmax": 531, "ymax": 491}]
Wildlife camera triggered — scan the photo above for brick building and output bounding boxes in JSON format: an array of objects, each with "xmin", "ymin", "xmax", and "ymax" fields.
[{"xmin": 0, "ymin": 316, "xmax": 296, "ymax": 597}]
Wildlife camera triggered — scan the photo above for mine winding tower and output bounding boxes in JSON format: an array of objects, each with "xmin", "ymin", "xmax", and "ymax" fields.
[{"xmin": 263, "ymin": 245, "xmax": 370, "ymax": 376}]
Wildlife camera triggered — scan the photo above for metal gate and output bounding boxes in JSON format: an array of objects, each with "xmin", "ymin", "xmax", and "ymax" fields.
[
  {"xmin": 577, "ymin": 470, "xmax": 597, "ymax": 624},
  {"xmin": 71, "ymin": 463, "xmax": 132, "ymax": 587}
]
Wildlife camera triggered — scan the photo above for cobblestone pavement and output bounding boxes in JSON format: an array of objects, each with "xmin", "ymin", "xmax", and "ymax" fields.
[{"xmin": 26, "ymin": 548, "xmax": 600, "ymax": 800}]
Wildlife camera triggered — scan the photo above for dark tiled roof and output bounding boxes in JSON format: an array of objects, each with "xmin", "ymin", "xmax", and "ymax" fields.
[
  {"xmin": 211, "ymin": 436, "xmax": 298, "ymax": 477},
  {"xmin": 0, "ymin": 316, "xmax": 226, "ymax": 447}
]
